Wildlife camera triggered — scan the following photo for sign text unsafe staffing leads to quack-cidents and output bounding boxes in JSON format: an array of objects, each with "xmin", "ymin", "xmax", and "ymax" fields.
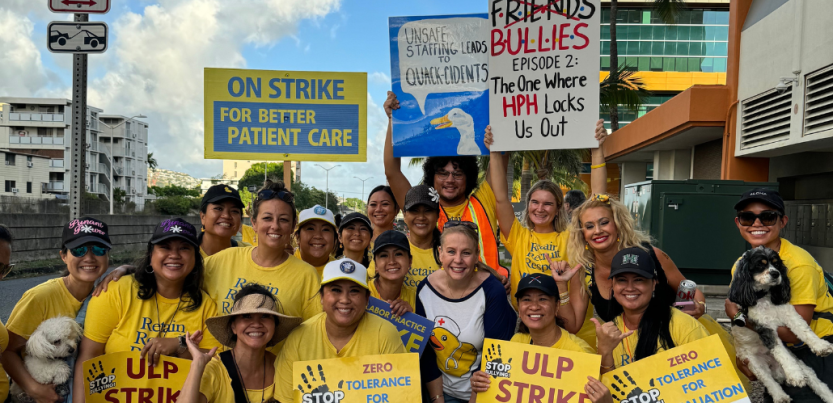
[{"xmin": 204, "ymin": 68, "xmax": 367, "ymax": 162}]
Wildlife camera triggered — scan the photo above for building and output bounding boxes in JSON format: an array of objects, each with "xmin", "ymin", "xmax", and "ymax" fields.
[
  {"xmin": 99, "ymin": 115, "xmax": 149, "ymax": 207},
  {"xmin": 148, "ymin": 168, "xmax": 201, "ymax": 189},
  {"xmin": 199, "ymin": 178, "xmax": 240, "ymax": 194},
  {"xmin": 602, "ymin": 0, "xmax": 833, "ymax": 267},
  {"xmin": 1, "ymin": 150, "xmax": 51, "ymax": 199},
  {"xmin": 222, "ymin": 160, "xmax": 300, "ymax": 183},
  {"xmin": 0, "ymin": 98, "xmax": 113, "ymax": 201}
]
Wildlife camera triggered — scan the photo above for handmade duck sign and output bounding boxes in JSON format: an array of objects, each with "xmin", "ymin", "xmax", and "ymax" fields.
[
  {"xmin": 429, "ymin": 316, "xmax": 478, "ymax": 377},
  {"xmin": 430, "ymin": 108, "xmax": 480, "ymax": 155}
]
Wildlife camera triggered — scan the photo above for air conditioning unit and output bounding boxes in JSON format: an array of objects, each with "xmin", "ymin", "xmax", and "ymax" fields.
[
  {"xmin": 29, "ymin": 105, "xmax": 35, "ymax": 111},
  {"xmin": 85, "ymin": 185, "xmax": 90, "ymax": 191},
  {"xmin": 133, "ymin": 133, "xmax": 137, "ymax": 138},
  {"xmin": 4, "ymin": 161, "xmax": 10, "ymax": 165},
  {"xmin": 11, "ymin": 188, "xmax": 18, "ymax": 193},
  {"xmin": 27, "ymin": 162, "xmax": 33, "ymax": 168},
  {"xmin": 132, "ymin": 170, "xmax": 135, "ymax": 175},
  {"xmin": 85, "ymin": 164, "xmax": 90, "ymax": 169},
  {"xmin": 131, "ymin": 188, "xmax": 136, "ymax": 194}
]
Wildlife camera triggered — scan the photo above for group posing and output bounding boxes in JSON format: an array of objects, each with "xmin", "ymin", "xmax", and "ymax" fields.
[{"xmin": 0, "ymin": 91, "xmax": 829, "ymax": 403}]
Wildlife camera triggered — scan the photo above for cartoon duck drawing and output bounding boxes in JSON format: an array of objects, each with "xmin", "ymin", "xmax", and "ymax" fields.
[
  {"xmin": 430, "ymin": 108, "xmax": 481, "ymax": 155},
  {"xmin": 429, "ymin": 316, "xmax": 478, "ymax": 377}
]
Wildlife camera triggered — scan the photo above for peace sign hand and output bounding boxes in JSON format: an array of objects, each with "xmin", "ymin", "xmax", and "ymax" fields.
[
  {"xmin": 185, "ymin": 331, "xmax": 217, "ymax": 369},
  {"xmin": 545, "ymin": 254, "xmax": 581, "ymax": 283},
  {"xmin": 591, "ymin": 318, "xmax": 634, "ymax": 356}
]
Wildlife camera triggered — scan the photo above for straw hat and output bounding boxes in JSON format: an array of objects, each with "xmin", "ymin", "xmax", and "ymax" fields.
[{"xmin": 206, "ymin": 293, "xmax": 302, "ymax": 348}]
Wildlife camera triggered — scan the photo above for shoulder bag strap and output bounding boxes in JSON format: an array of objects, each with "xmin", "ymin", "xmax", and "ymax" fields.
[{"xmin": 219, "ymin": 351, "xmax": 249, "ymax": 403}]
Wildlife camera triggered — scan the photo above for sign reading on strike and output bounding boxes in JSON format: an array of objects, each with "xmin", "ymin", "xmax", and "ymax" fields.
[
  {"xmin": 487, "ymin": 1, "xmax": 600, "ymax": 152},
  {"xmin": 83, "ymin": 352, "xmax": 189, "ymax": 403},
  {"xmin": 292, "ymin": 353, "xmax": 421, "ymax": 403},
  {"xmin": 366, "ymin": 297, "xmax": 434, "ymax": 356},
  {"xmin": 389, "ymin": 14, "xmax": 490, "ymax": 157},
  {"xmin": 204, "ymin": 68, "xmax": 367, "ymax": 162},
  {"xmin": 602, "ymin": 335, "xmax": 750, "ymax": 403},
  {"xmin": 476, "ymin": 338, "xmax": 601, "ymax": 403}
]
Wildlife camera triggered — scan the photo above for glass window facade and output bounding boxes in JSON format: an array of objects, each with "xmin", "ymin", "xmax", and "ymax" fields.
[
  {"xmin": 600, "ymin": 8, "xmax": 729, "ymax": 73},
  {"xmin": 599, "ymin": 94, "xmax": 677, "ymax": 130}
]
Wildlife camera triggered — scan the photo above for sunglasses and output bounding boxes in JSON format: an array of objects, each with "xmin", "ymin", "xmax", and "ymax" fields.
[
  {"xmin": 443, "ymin": 220, "xmax": 479, "ymax": 233},
  {"xmin": 69, "ymin": 245, "xmax": 110, "ymax": 258},
  {"xmin": 737, "ymin": 211, "xmax": 782, "ymax": 226},
  {"xmin": 256, "ymin": 189, "xmax": 293, "ymax": 203},
  {"xmin": 0, "ymin": 263, "xmax": 14, "ymax": 278}
]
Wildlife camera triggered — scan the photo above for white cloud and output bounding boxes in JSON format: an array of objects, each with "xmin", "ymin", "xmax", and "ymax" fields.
[
  {"xmin": 0, "ymin": 9, "xmax": 58, "ymax": 96},
  {"xmin": 369, "ymin": 72, "xmax": 391, "ymax": 85}
]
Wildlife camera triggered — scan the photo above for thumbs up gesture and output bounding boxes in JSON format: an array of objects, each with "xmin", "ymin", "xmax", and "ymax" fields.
[{"xmin": 592, "ymin": 318, "xmax": 634, "ymax": 356}]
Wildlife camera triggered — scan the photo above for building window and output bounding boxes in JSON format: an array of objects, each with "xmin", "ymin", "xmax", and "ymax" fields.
[
  {"xmin": 4, "ymin": 154, "xmax": 14, "ymax": 166},
  {"xmin": 234, "ymin": 162, "xmax": 237, "ymax": 168},
  {"xmin": 27, "ymin": 156, "xmax": 32, "ymax": 162},
  {"xmin": 5, "ymin": 181, "xmax": 15, "ymax": 192},
  {"xmin": 234, "ymin": 171, "xmax": 237, "ymax": 178},
  {"xmin": 646, "ymin": 163, "xmax": 654, "ymax": 180},
  {"xmin": 37, "ymin": 128, "xmax": 48, "ymax": 136},
  {"xmin": 26, "ymin": 182, "xmax": 32, "ymax": 193}
]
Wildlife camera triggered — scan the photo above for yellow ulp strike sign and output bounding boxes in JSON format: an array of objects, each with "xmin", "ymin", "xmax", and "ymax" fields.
[
  {"xmin": 602, "ymin": 335, "xmax": 750, "ymax": 403},
  {"xmin": 204, "ymin": 68, "xmax": 367, "ymax": 162},
  {"xmin": 83, "ymin": 351, "xmax": 189, "ymax": 402},
  {"xmin": 292, "ymin": 353, "xmax": 420, "ymax": 403},
  {"xmin": 476, "ymin": 338, "xmax": 601, "ymax": 403}
]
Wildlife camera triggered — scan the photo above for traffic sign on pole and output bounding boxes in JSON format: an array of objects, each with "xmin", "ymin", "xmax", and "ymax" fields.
[
  {"xmin": 47, "ymin": 22, "xmax": 108, "ymax": 54},
  {"xmin": 49, "ymin": 0, "xmax": 110, "ymax": 14}
]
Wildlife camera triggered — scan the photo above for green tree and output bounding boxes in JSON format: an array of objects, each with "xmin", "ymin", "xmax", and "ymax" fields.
[
  {"xmin": 343, "ymin": 198, "xmax": 366, "ymax": 211},
  {"xmin": 113, "ymin": 187, "xmax": 128, "ymax": 205},
  {"xmin": 148, "ymin": 185, "xmax": 200, "ymax": 198},
  {"xmin": 154, "ymin": 196, "xmax": 193, "ymax": 215},
  {"xmin": 292, "ymin": 181, "xmax": 339, "ymax": 212},
  {"xmin": 238, "ymin": 162, "xmax": 293, "ymax": 191},
  {"xmin": 147, "ymin": 152, "xmax": 158, "ymax": 171}
]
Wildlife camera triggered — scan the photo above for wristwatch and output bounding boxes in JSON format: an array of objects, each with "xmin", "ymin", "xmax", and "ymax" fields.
[{"xmin": 177, "ymin": 335, "xmax": 187, "ymax": 354}]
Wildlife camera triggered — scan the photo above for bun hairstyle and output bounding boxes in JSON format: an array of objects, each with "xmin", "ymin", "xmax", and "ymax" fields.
[
  {"xmin": 521, "ymin": 180, "xmax": 567, "ymax": 233},
  {"xmin": 253, "ymin": 180, "xmax": 297, "ymax": 228}
]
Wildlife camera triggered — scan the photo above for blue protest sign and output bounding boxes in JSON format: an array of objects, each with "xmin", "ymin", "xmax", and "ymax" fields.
[
  {"xmin": 389, "ymin": 14, "xmax": 490, "ymax": 157},
  {"xmin": 366, "ymin": 297, "xmax": 434, "ymax": 356}
]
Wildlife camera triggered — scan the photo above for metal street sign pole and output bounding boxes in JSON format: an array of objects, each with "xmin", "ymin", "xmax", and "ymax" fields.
[{"xmin": 69, "ymin": 12, "xmax": 88, "ymax": 220}]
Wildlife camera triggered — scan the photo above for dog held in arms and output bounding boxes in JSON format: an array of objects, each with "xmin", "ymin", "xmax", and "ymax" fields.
[
  {"xmin": 9, "ymin": 316, "xmax": 83, "ymax": 403},
  {"xmin": 729, "ymin": 246, "xmax": 833, "ymax": 403}
]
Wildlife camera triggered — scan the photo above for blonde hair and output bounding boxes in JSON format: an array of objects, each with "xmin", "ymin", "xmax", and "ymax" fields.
[
  {"xmin": 439, "ymin": 225, "xmax": 498, "ymax": 277},
  {"xmin": 521, "ymin": 180, "xmax": 567, "ymax": 233},
  {"xmin": 567, "ymin": 194, "xmax": 651, "ymax": 270}
]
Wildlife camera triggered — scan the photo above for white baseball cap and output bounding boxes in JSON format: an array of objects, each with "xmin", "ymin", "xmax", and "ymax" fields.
[
  {"xmin": 321, "ymin": 258, "xmax": 368, "ymax": 289},
  {"xmin": 297, "ymin": 205, "xmax": 336, "ymax": 229}
]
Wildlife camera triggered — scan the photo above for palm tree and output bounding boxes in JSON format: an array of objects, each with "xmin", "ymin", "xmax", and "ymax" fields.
[
  {"xmin": 147, "ymin": 152, "xmax": 158, "ymax": 171},
  {"xmin": 601, "ymin": 68, "xmax": 651, "ymax": 124}
]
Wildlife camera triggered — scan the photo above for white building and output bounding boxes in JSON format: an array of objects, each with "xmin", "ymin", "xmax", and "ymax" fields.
[
  {"xmin": 222, "ymin": 160, "xmax": 300, "ymax": 183},
  {"xmin": 1, "ymin": 150, "xmax": 51, "ymax": 198},
  {"xmin": 99, "ymin": 115, "xmax": 149, "ymax": 207}
]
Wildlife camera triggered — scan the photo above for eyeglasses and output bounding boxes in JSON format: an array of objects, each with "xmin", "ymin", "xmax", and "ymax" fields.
[
  {"xmin": 443, "ymin": 220, "xmax": 478, "ymax": 233},
  {"xmin": 256, "ymin": 189, "xmax": 293, "ymax": 203},
  {"xmin": 737, "ymin": 211, "xmax": 782, "ymax": 226},
  {"xmin": 68, "ymin": 245, "xmax": 110, "ymax": 258},
  {"xmin": 0, "ymin": 263, "xmax": 14, "ymax": 278},
  {"xmin": 436, "ymin": 170, "xmax": 465, "ymax": 181}
]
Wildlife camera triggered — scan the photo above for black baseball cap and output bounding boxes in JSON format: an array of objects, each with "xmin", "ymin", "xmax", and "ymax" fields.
[
  {"xmin": 201, "ymin": 184, "xmax": 244, "ymax": 211},
  {"xmin": 404, "ymin": 185, "xmax": 439, "ymax": 212},
  {"xmin": 339, "ymin": 212, "xmax": 371, "ymax": 232},
  {"xmin": 149, "ymin": 218, "xmax": 199, "ymax": 248},
  {"xmin": 372, "ymin": 230, "xmax": 410, "ymax": 256},
  {"xmin": 62, "ymin": 217, "xmax": 111, "ymax": 249},
  {"xmin": 734, "ymin": 188, "xmax": 784, "ymax": 214},
  {"xmin": 514, "ymin": 273, "xmax": 559, "ymax": 300},
  {"xmin": 609, "ymin": 247, "xmax": 655, "ymax": 279}
]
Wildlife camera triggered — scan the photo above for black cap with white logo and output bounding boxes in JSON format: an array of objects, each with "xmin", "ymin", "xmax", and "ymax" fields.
[
  {"xmin": 201, "ymin": 184, "xmax": 244, "ymax": 211},
  {"xmin": 609, "ymin": 247, "xmax": 655, "ymax": 279},
  {"xmin": 514, "ymin": 273, "xmax": 559, "ymax": 300},
  {"xmin": 734, "ymin": 188, "xmax": 784, "ymax": 214},
  {"xmin": 149, "ymin": 218, "xmax": 199, "ymax": 248},
  {"xmin": 62, "ymin": 217, "xmax": 111, "ymax": 249}
]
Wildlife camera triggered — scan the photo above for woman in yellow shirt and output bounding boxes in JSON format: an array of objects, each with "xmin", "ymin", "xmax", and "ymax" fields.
[
  {"xmin": 370, "ymin": 230, "xmax": 417, "ymax": 315},
  {"xmin": 274, "ymin": 258, "xmax": 406, "ymax": 403},
  {"xmin": 198, "ymin": 184, "xmax": 246, "ymax": 258},
  {"xmin": 335, "ymin": 212, "xmax": 372, "ymax": 267},
  {"xmin": 73, "ymin": 218, "xmax": 220, "ymax": 402},
  {"xmin": 294, "ymin": 205, "xmax": 338, "ymax": 278},
  {"xmin": 0, "ymin": 225, "xmax": 16, "ymax": 403},
  {"xmin": 178, "ymin": 283, "xmax": 302, "ymax": 403},
  {"xmin": 367, "ymin": 185, "xmax": 399, "ymax": 244},
  {"xmin": 3, "ymin": 217, "xmax": 112, "ymax": 403}
]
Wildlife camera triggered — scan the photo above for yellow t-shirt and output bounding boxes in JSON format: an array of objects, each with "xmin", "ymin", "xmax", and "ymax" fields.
[
  {"xmin": 0, "ymin": 320, "xmax": 9, "ymax": 403},
  {"xmin": 242, "ymin": 224, "xmax": 258, "ymax": 246},
  {"xmin": 84, "ymin": 275, "xmax": 220, "ymax": 353},
  {"xmin": 273, "ymin": 312, "xmax": 406, "ymax": 403},
  {"xmin": 442, "ymin": 181, "xmax": 499, "ymax": 238},
  {"xmin": 611, "ymin": 308, "xmax": 709, "ymax": 368},
  {"xmin": 200, "ymin": 356, "xmax": 275, "ymax": 403},
  {"xmin": 7, "ymin": 277, "xmax": 83, "ymax": 339},
  {"xmin": 369, "ymin": 279, "xmax": 417, "ymax": 311},
  {"xmin": 510, "ymin": 328, "xmax": 595, "ymax": 354},
  {"xmin": 501, "ymin": 221, "xmax": 568, "ymax": 311},
  {"xmin": 731, "ymin": 238, "xmax": 833, "ymax": 339},
  {"xmin": 200, "ymin": 240, "xmax": 253, "ymax": 259},
  {"xmin": 574, "ymin": 272, "xmax": 598, "ymax": 351},
  {"xmin": 293, "ymin": 249, "xmax": 334, "ymax": 279}
]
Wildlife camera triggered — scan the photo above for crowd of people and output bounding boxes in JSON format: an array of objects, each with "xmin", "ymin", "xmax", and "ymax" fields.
[{"xmin": 0, "ymin": 91, "xmax": 830, "ymax": 403}]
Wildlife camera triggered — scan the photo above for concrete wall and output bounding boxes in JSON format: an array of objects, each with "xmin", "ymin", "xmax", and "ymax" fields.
[
  {"xmin": 692, "ymin": 139, "xmax": 723, "ymax": 179},
  {"xmin": 1, "ymin": 214, "xmax": 200, "ymax": 263}
]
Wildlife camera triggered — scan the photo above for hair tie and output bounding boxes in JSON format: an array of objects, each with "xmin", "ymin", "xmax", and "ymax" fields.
[{"xmin": 591, "ymin": 194, "xmax": 611, "ymax": 205}]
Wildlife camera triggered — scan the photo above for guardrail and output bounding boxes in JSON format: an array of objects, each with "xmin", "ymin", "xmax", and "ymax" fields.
[{"xmin": 8, "ymin": 112, "xmax": 65, "ymax": 122}]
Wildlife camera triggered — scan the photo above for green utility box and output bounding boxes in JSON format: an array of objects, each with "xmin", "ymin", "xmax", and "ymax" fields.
[{"xmin": 622, "ymin": 180, "xmax": 778, "ymax": 285}]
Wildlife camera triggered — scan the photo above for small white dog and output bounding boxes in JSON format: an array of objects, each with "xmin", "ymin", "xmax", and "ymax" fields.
[
  {"xmin": 730, "ymin": 246, "xmax": 833, "ymax": 403},
  {"xmin": 9, "ymin": 316, "xmax": 83, "ymax": 403}
]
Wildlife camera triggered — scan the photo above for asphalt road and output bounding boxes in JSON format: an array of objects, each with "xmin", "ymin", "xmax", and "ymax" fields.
[{"xmin": 0, "ymin": 273, "xmax": 62, "ymax": 323}]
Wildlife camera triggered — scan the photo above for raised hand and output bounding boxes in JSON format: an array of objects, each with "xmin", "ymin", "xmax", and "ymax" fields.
[
  {"xmin": 591, "ymin": 318, "xmax": 634, "ymax": 356},
  {"xmin": 384, "ymin": 91, "xmax": 400, "ymax": 119},
  {"xmin": 388, "ymin": 298, "xmax": 413, "ymax": 317},
  {"xmin": 594, "ymin": 119, "xmax": 607, "ymax": 147},
  {"xmin": 545, "ymin": 254, "xmax": 581, "ymax": 283},
  {"xmin": 484, "ymin": 125, "xmax": 494, "ymax": 150},
  {"xmin": 92, "ymin": 265, "xmax": 131, "ymax": 296},
  {"xmin": 185, "ymin": 331, "xmax": 217, "ymax": 369}
]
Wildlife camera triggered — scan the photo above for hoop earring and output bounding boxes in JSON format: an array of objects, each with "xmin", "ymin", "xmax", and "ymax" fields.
[{"xmin": 145, "ymin": 266, "xmax": 154, "ymax": 274}]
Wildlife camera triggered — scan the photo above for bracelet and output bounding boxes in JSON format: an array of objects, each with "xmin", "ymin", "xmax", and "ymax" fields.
[
  {"xmin": 559, "ymin": 292, "xmax": 570, "ymax": 298},
  {"xmin": 560, "ymin": 296, "xmax": 570, "ymax": 306},
  {"xmin": 430, "ymin": 395, "xmax": 442, "ymax": 402},
  {"xmin": 695, "ymin": 300, "xmax": 705, "ymax": 305},
  {"xmin": 591, "ymin": 163, "xmax": 606, "ymax": 169},
  {"xmin": 600, "ymin": 363, "xmax": 614, "ymax": 370}
]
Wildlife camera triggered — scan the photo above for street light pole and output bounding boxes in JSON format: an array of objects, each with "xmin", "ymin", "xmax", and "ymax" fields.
[
  {"xmin": 95, "ymin": 114, "xmax": 146, "ymax": 214},
  {"xmin": 354, "ymin": 176, "xmax": 372, "ymax": 202},
  {"xmin": 314, "ymin": 164, "xmax": 340, "ymax": 210}
]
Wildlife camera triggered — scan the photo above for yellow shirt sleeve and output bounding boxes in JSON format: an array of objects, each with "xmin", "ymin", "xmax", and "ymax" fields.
[
  {"xmin": 274, "ymin": 333, "xmax": 300, "ymax": 403},
  {"xmin": 84, "ymin": 279, "xmax": 124, "ymax": 344},
  {"xmin": 0, "ymin": 321, "xmax": 8, "ymax": 353},
  {"xmin": 7, "ymin": 279, "xmax": 81, "ymax": 339},
  {"xmin": 787, "ymin": 262, "xmax": 823, "ymax": 306},
  {"xmin": 380, "ymin": 320, "xmax": 407, "ymax": 354},
  {"xmin": 198, "ymin": 297, "xmax": 222, "ymax": 350},
  {"xmin": 499, "ymin": 214, "xmax": 526, "ymax": 256},
  {"xmin": 242, "ymin": 225, "xmax": 258, "ymax": 247},
  {"xmin": 473, "ymin": 181, "xmax": 499, "ymax": 238},
  {"xmin": 199, "ymin": 358, "xmax": 223, "ymax": 403}
]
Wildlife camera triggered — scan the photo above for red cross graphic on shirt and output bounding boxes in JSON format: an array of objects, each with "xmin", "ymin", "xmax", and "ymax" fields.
[{"xmin": 438, "ymin": 318, "xmax": 445, "ymax": 326}]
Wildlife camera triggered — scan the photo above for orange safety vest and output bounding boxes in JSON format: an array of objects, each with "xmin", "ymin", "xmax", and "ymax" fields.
[{"xmin": 437, "ymin": 195, "xmax": 507, "ymax": 277}]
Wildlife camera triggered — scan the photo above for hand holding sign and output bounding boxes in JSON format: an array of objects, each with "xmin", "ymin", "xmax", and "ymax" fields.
[
  {"xmin": 384, "ymin": 91, "xmax": 401, "ymax": 120},
  {"xmin": 592, "ymin": 318, "xmax": 634, "ymax": 356},
  {"xmin": 585, "ymin": 376, "xmax": 615, "ymax": 403}
]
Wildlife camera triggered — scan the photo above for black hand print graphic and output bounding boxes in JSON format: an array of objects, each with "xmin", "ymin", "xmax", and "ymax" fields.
[
  {"xmin": 87, "ymin": 360, "xmax": 116, "ymax": 394},
  {"xmin": 485, "ymin": 343, "xmax": 512, "ymax": 365},
  {"xmin": 296, "ymin": 364, "xmax": 344, "ymax": 394},
  {"xmin": 609, "ymin": 371, "xmax": 646, "ymax": 403}
]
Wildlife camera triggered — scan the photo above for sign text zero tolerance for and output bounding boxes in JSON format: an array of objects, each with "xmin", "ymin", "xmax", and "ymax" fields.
[{"xmin": 488, "ymin": 0, "xmax": 600, "ymax": 151}]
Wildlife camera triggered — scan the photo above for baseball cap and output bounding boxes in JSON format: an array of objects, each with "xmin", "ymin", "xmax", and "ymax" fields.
[
  {"xmin": 339, "ymin": 212, "xmax": 371, "ymax": 232},
  {"xmin": 298, "ymin": 205, "xmax": 336, "ymax": 228},
  {"xmin": 734, "ymin": 188, "xmax": 784, "ymax": 214},
  {"xmin": 514, "ymin": 273, "xmax": 559, "ymax": 300},
  {"xmin": 62, "ymin": 217, "xmax": 111, "ymax": 249},
  {"xmin": 321, "ymin": 258, "xmax": 368, "ymax": 289},
  {"xmin": 372, "ymin": 230, "xmax": 410, "ymax": 256},
  {"xmin": 404, "ymin": 185, "xmax": 440, "ymax": 212},
  {"xmin": 609, "ymin": 247, "xmax": 655, "ymax": 279},
  {"xmin": 201, "ymin": 184, "xmax": 244, "ymax": 211},
  {"xmin": 149, "ymin": 218, "xmax": 199, "ymax": 248}
]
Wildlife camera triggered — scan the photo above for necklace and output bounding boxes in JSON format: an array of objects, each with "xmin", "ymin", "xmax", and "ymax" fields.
[
  {"xmin": 444, "ymin": 274, "xmax": 469, "ymax": 300},
  {"xmin": 154, "ymin": 293, "xmax": 182, "ymax": 339},
  {"xmin": 232, "ymin": 350, "xmax": 267, "ymax": 403}
]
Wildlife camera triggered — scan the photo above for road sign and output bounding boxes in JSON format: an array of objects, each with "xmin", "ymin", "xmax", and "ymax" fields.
[
  {"xmin": 47, "ymin": 22, "xmax": 108, "ymax": 54},
  {"xmin": 49, "ymin": 0, "xmax": 110, "ymax": 14}
]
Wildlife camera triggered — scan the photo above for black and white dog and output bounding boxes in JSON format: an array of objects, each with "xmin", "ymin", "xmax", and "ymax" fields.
[{"xmin": 729, "ymin": 246, "xmax": 833, "ymax": 403}]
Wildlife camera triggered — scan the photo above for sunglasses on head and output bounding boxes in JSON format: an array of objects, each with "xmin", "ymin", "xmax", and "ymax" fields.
[
  {"xmin": 68, "ymin": 245, "xmax": 110, "ymax": 258},
  {"xmin": 737, "ymin": 211, "xmax": 782, "ymax": 226},
  {"xmin": 256, "ymin": 189, "xmax": 293, "ymax": 203},
  {"xmin": 443, "ymin": 220, "xmax": 478, "ymax": 233},
  {"xmin": 0, "ymin": 263, "xmax": 14, "ymax": 278}
]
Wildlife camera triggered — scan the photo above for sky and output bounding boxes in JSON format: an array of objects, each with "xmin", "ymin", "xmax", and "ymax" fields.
[{"xmin": 0, "ymin": 0, "xmax": 489, "ymax": 199}]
